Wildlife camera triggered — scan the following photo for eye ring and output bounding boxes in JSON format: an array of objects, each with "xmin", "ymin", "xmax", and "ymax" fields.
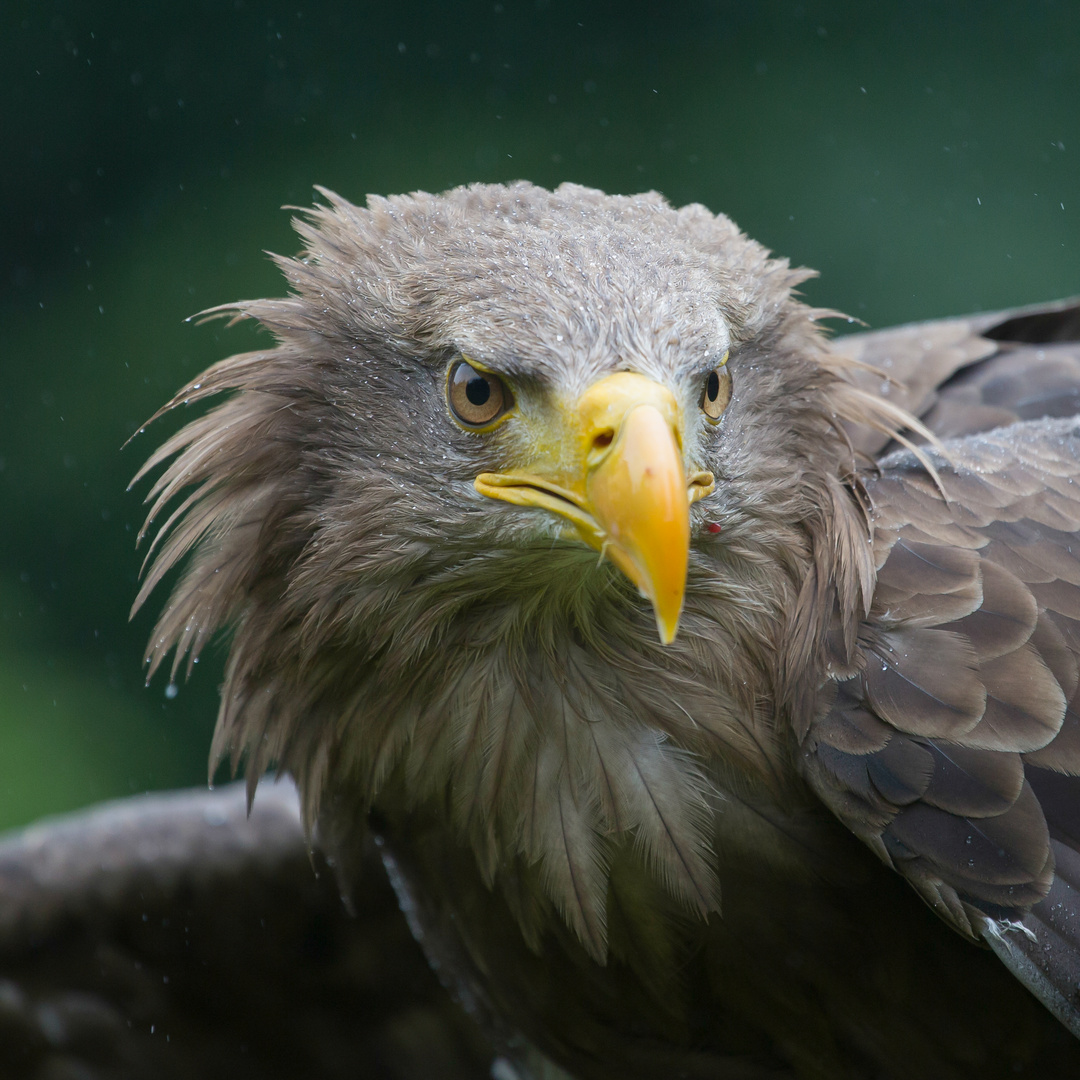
[
  {"xmin": 701, "ymin": 355, "xmax": 732, "ymax": 423},
  {"xmin": 446, "ymin": 358, "xmax": 513, "ymax": 429}
]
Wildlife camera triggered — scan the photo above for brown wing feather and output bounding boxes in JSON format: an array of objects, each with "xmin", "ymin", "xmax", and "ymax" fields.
[
  {"xmin": 802, "ymin": 418, "xmax": 1080, "ymax": 1006},
  {"xmin": 833, "ymin": 297, "xmax": 1080, "ymax": 457}
]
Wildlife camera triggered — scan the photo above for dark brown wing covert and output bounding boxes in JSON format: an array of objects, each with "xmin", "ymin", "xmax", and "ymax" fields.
[
  {"xmin": 802, "ymin": 417, "xmax": 1080, "ymax": 1034},
  {"xmin": 835, "ymin": 298, "xmax": 1080, "ymax": 458}
]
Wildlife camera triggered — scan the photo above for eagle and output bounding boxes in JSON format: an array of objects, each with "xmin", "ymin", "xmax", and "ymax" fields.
[{"xmin": 131, "ymin": 182, "xmax": 1080, "ymax": 1078}]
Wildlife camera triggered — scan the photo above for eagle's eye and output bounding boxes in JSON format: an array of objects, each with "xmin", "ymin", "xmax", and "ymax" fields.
[
  {"xmin": 447, "ymin": 359, "xmax": 513, "ymax": 429},
  {"xmin": 701, "ymin": 355, "xmax": 732, "ymax": 423}
]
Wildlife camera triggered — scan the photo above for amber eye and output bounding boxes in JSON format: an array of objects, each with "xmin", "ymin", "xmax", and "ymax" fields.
[
  {"xmin": 447, "ymin": 359, "xmax": 512, "ymax": 428},
  {"xmin": 702, "ymin": 358, "xmax": 732, "ymax": 423}
]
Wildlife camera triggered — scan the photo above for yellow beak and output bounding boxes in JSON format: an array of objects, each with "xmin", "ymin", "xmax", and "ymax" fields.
[{"xmin": 475, "ymin": 373, "xmax": 714, "ymax": 644}]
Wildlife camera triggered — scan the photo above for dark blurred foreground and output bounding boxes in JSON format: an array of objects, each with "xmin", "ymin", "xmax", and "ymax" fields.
[{"xmin": 0, "ymin": 782, "xmax": 493, "ymax": 1080}]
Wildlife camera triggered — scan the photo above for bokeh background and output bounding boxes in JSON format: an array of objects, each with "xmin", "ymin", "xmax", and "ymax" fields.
[{"xmin": 2, "ymin": 0, "xmax": 1078, "ymax": 830}]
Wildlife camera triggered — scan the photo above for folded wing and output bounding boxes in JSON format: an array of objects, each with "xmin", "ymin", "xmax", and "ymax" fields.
[
  {"xmin": 834, "ymin": 297, "xmax": 1080, "ymax": 457},
  {"xmin": 802, "ymin": 415, "xmax": 1080, "ymax": 1036}
]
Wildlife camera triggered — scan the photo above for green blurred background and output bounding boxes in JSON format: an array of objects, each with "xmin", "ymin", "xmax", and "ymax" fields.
[{"xmin": 2, "ymin": 0, "xmax": 1077, "ymax": 831}]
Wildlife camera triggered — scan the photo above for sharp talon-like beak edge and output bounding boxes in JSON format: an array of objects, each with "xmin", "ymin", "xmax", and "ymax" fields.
[{"xmin": 586, "ymin": 402, "xmax": 689, "ymax": 643}]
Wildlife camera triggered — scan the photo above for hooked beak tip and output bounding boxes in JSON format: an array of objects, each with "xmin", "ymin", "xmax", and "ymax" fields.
[{"xmin": 657, "ymin": 617, "xmax": 679, "ymax": 646}]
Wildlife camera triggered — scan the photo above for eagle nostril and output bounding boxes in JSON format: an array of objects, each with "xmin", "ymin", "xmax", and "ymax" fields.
[{"xmin": 592, "ymin": 429, "xmax": 614, "ymax": 451}]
